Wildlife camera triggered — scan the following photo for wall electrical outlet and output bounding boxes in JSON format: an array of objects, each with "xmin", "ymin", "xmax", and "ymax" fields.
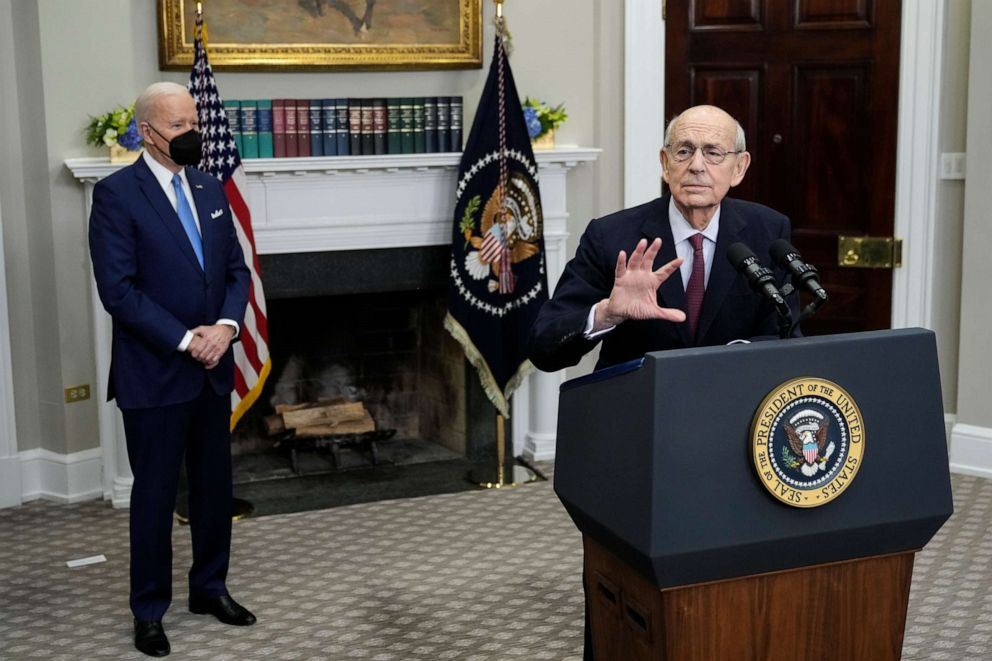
[{"xmin": 64, "ymin": 384, "xmax": 91, "ymax": 403}]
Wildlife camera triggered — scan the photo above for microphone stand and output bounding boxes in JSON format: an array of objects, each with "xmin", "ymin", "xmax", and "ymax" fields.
[
  {"xmin": 777, "ymin": 283, "xmax": 796, "ymax": 339},
  {"xmin": 799, "ymin": 296, "xmax": 828, "ymax": 323},
  {"xmin": 782, "ymin": 276, "xmax": 829, "ymax": 337}
]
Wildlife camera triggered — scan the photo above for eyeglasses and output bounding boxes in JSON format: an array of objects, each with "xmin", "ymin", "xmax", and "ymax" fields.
[{"xmin": 666, "ymin": 142, "xmax": 741, "ymax": 165}]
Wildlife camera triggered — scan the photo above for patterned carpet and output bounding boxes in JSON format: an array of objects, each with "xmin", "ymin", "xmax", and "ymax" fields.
[{"xmin": 0, "ymin": 472, "xmax": 989, "ymax": 660}]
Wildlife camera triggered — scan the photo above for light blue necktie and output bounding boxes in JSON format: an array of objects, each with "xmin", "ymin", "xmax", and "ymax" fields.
[{"xmin": 171, "ymin": 173, "xmax": 204, "ymax": 269}]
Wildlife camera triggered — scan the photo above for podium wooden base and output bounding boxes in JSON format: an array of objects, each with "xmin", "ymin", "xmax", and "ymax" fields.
[{"xmin": 584, "ymin": 535, "xmax": 914, "ymax": 661}]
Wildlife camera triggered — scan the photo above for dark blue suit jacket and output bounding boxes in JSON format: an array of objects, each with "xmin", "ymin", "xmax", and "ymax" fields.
[
  {"xmin": 88, "ymin": 156, "xmax": 250, "ymax": 409},
  {"xmin": 528, "ymin": 195, "xmax": 800, "ymax": 372}
]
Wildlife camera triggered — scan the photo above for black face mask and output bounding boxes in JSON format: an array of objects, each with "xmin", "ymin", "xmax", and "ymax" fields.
[{"xmin": 148, "ymin": 123, "xmax": 203, "ymax": 166}]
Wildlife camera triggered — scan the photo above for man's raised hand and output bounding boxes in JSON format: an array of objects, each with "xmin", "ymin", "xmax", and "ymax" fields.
[{"xmin": 593, "ymin": 238, "xmax": 687, "ymax": 331}]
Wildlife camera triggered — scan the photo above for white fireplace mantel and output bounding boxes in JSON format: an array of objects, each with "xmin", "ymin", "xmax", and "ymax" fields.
[{"xmin": 67, "ymin": 147, "xmax": 599, "ymax": 507}]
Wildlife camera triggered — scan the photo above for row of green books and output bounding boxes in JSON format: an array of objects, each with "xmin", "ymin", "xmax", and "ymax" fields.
[{"xmin": 223, "ymin": 97, "xmax": 464, "ymax": 159}]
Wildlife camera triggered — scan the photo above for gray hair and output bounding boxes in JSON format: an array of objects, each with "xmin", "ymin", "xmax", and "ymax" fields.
[
  {"xmin": 134, "ymin": 81, "xmax": 191, "ymax": 126},
  {"xmin": 664, "ymin": 109, "xmax": 746, "ymax": 152}
]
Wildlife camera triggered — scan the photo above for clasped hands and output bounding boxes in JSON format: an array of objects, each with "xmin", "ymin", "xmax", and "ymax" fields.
[
  {"xmin": 187, "ymin": 324, "xmax": 236, "ymax": 370},
  {"xmin": 592, "ymin": 238, "xmax": 687, "ymax": 332}
]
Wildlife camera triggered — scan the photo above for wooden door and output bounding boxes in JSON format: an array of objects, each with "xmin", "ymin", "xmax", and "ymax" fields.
[{"xmin": 666, "ymin": 0, "xmax": 901, "ymax": 335}]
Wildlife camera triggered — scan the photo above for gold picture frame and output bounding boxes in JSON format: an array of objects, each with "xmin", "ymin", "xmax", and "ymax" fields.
[{"xmin": 158, "ymin": 0, "xmax": 482, "ymax": 71}]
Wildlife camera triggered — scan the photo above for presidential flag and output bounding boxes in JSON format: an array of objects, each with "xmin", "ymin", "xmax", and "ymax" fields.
[
  {"xmin": 188, "ymin": 12, "xmax": 271, "ymax": 429},
  {"xmin": 444, "ymin": 33, "xmax": 547, "ymax": 418}
]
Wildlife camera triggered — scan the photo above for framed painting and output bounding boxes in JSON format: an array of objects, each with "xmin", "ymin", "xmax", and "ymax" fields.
[{"xmin": 158, "ymin": 0, "xmax": 482, "ymax": 71}]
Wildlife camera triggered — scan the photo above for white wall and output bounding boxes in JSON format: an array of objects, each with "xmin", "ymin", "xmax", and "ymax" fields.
[
  {"xmin": 953, "ymin": 0, "xmax": 992, "ymax": 449},
  {"xmin": 932, "ymin": 0, "xmax": 970, "ymax": 413},
  {"xmin": 957, "ymin": 2, "xmax": 992, "ymax": 427},
  {"xmin": 1, "ymin": 0, "xmax": 47, "ymax": 459}
]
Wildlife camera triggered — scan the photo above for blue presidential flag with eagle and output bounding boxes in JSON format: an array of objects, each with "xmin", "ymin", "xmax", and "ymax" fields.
[{"xmin": 444, "ymin": 33, "xmax": 547, "ymax": 418}]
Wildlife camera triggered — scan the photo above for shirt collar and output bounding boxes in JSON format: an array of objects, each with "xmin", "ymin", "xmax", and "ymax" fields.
[
  {"xmin": 668, "ymin": 197, "xmax": 720, "ymax": 244},
  {"xmin": 142, "ymin": 150, "xmax": 189, "ymax": 192}
]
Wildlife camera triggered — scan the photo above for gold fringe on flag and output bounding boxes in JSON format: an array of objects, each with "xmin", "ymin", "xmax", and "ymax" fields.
[{"xmin": 443, "ymin": 312, "xmax": 534, "ymax": 419}]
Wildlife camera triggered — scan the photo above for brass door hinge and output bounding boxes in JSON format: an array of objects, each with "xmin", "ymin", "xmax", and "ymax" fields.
[{"xmin": 838, "ymin": 236, "xmax": 902, "ymax": 269}]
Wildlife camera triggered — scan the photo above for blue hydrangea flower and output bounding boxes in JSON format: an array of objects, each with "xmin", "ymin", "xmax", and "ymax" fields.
[
  {"xmin": 523, "ymin": 106, "xmax": 542, "ymax": 139},
  {"xmin": 118, "ymin": 118, "xmax": 143, "ymax": 151}
]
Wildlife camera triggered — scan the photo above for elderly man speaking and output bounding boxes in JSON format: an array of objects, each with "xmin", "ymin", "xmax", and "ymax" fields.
[
  {"xmin": 528, "ymin": 104, "xmax": 801, "ymax": 661},
  {"xmin": 528, "ymin": 104, "xmax": 800, "ymax": 373}
]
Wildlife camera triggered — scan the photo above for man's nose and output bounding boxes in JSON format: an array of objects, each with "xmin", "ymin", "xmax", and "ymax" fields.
[{"xmin": 688, "ymin": 148, "xmax": 707, "ymax": 171}]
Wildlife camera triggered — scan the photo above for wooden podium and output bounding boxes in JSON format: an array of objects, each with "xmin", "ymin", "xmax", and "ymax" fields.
[{"xmin": 554, "ymin": 329, "xmax": 953, "ymax": 661}]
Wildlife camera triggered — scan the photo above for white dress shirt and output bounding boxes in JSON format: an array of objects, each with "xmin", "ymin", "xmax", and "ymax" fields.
[
  {"xmin": 583, "ymin": 199, "xmax": 723, "ymax": 338},
  {"xmin": 141, "ymin": 151, "xmax": 239, "ymax": 351}
]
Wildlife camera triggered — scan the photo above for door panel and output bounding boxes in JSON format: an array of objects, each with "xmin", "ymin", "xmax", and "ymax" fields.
[
  {"xmin": 667, "ymin": 0, "xmax": 900, "ymax": 334},
  {"xmin": 691, "ymin": 68, "xmax": 762, "ymax": 204}
]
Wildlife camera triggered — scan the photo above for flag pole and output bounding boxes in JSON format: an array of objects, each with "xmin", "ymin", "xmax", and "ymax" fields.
[
  {"xmin": 177, "ymin": 0, "xmax": 255, "ymax": 524},
  {"xmin": 478, "ymin": 0, "xmax": 509, "ymax": 490},
  {"xmin": 474, "ymin": 0, "xmax": 536, "ymax": 491}
]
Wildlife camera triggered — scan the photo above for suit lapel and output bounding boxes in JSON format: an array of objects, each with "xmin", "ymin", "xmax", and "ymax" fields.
[
  {"xmin": 134, "ymin": 158, "xmax": 204, "ymax": 274},
  {"xmin": 641, "ymin": 195, "xmax": 692, "ymax": 346},
  {"xmin": 696, "ymin": 199, "xmax": 746, "ymax": 342}
]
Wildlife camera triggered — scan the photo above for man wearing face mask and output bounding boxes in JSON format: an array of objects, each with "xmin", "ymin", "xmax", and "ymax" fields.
[{"xmin": 88, "ymin": 82, "xmax": 254, "ymax": 657}]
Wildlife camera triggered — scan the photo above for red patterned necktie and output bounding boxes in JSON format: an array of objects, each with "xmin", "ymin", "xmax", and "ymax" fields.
[{"xmin": 686, "ymin": 233, "xmax": 705, "ymax": 337}]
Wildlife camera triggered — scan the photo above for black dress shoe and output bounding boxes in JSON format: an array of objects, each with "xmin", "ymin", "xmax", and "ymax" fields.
[
  {"xmin": 188, "ymin": 594, "xmax": 257, "ymax": 626},
  {"xmin": 134, "ymin": 619, "xmax": 170, "ymax": 657}
]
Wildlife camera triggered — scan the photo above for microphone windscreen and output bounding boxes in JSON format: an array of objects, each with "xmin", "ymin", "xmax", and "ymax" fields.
[{"xmin": 727, "ymin": 242, "xmax": 756, "ymax": 270}]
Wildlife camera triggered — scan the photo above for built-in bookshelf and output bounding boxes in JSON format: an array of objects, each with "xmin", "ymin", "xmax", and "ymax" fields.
[{"xmin": 225, "ymin": 97, "xmax": 464, "ymax": 158}]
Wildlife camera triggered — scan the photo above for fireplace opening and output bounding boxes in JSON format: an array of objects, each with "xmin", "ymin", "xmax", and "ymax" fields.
[
  {"xmin": 234, "ymin": 287, "xmax": 466, "ymax": 468},
  {"xmin": 229, "ymin": 248, "xmax": 521, "ymax": 514}
]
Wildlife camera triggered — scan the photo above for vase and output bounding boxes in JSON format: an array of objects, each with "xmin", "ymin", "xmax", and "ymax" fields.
[
  {"xmin": 531, "ymin": 129, "xmax": 556, "ymax": 150},
  {"xmin": 109, "ymin": 144, "xmax": 141, "ymax": 164}
]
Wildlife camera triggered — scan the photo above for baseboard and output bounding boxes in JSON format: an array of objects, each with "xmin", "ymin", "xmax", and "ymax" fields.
[
  {"xmin": 0, "ymin": 454, "xmax": 22, "ymax": 508},
  {"xmin": 522, "ymin": 431, "xmax": 557, "ymax": 463},
  {"xmin": 19, "ymin": 447, "xmax": 104, "ymax": 504},
  {"xmin": 949, "ymin": 423, "xmax": 992, "ymax": 479}
]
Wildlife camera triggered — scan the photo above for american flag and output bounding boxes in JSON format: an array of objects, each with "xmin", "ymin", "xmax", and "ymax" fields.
[
  {"xmin": 479, "ymin": 223, "xmax": 516, "ymax": 294},
  {"xmin": 188, "ymin": 12, "xmax": 271, "ymax": 429},
  {"xmin": 479, "ymin": 224, "xmax": 506, "ymax": 263}
]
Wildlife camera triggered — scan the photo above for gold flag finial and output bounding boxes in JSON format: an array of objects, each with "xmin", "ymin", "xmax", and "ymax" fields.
[
  {"xmin": 195, "ymin": 1, "xmax": 208, "ymax": 47},
  {"xmin": 493, "ymin": 0, "xmax": 512, "ymax": 53}
]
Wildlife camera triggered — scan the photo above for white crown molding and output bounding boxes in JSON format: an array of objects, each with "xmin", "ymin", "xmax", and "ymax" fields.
[
  {"xmin": 19, "ymin": 447, "xmax": 103, "ymax": 504},
  {"xmin": 949, "ymin": 423, "xmax": 992, "ymax": 479}
]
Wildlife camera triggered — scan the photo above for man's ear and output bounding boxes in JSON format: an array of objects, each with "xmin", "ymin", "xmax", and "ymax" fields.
[
  {"xmin": 139, "ymin": 122, "xmax": 155, "ymax": 145},
  {"xmin": 660, "ymin": 148, "xmax": 670, "ymax": 184},
  {"xmin": 730, "ymin": 151, "xmax": 751, "ymax": 187}
]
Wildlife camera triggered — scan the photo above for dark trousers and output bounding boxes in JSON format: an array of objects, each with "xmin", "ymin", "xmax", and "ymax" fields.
[{"xmin": 122, "ymin": 385, "xmax": 233, "ymax": 622}]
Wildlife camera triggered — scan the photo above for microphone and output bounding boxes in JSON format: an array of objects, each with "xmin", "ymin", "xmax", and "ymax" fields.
[
  {"xmin": 727, "ymin": 242, "xmax": 789, "ymax": 314},
  {"xmin": 769, "ymin": 239, "xmax": 828, "ymax": 301}
]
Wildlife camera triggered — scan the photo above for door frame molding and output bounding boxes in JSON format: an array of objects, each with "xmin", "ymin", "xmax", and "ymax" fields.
[{"xmin": 623, "ymin": 0, "xmax": 944, "ymax": 330}]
